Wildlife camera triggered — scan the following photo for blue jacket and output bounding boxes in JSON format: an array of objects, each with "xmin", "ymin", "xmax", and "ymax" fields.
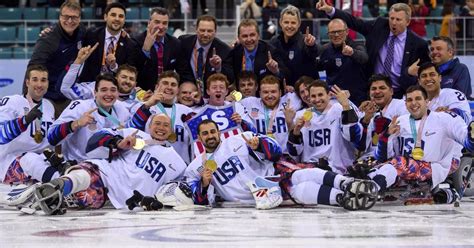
[
  {"xmin": 439, "ymin": 58, "xmax": 472, "ymax": 98},
  {"xmin": 29, "ymin": 23, "xmax": 85, "ymax": 101}
]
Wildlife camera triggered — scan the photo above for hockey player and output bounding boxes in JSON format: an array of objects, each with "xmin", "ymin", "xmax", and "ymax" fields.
[
  {"xmin": 355, "ymin": 74, "xmax": 408, "ymax": 161},
  {"xmin": 60, "ymin": 44, "xmax": 143, "ymax": 112},
  {"xmin": 372, "ymin": 85, "xmax": 474, "ymax": 201},
  {"xmin": 192, "ymin": 73, "xmax": 256, "ymax": 155},
  {"xmin": 240, "ymin": 75, "xmax": 301, "ymax": 152},
  {"xmin": 0, "ymin": 65, "xmax": 63, "ymax": 185},
  {"xmin": 130, "ymin": 71, "xmax": 194, "ymax": 164},
  {"xmin": 185, "ymin": 120, "xmax": 377, "ymax": 210},
  {"xmin": 33, "ymin": 114, "xmax": 187, "ymax": 214},
  {"xmin": 287, "ymin": 80, "xmax": 362, "ymax": 174},
  {"xmin": 417, "ymin": 62, "xmax": 471, "ymax": 124},
  {"xmin": 48, "ymin": 73, "xmax": 144, "ymax": 161}
]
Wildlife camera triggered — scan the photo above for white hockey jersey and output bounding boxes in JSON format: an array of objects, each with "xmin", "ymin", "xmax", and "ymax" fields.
[
  {"xmin": 381, "ymin": 111, "xmax": 467, "ymax": 187},
  {"xmin": 240, "ymin": 93, "xmax": 302, "ymax": 153},
  {"xmin": 61, "ymin": 63, "xmax": 141, "ymax": 113},
  {"xmin": 288, "ymin": 103, "xmax": 361, "ymax": 174},
  {"xmin": 86, "ymin": 128, "xmax": 187, "ymax": 209},
  {"xmin": 48, "ymin": 99, "xmax": 131, "ymax": 161},
  {"xmin": 359, "ymin": 99, "xmax": 408, "ymax": 160},
  {"xmin": 185, "ymin": 132, "xmax": 278, "ymax": 204},
  {"xmin": 428, "ymin": 88, "xmax": 472, "ymax": 123},
  {"xmin": 148, "ymin": 103, "xmax": 194, "ymax": 164},
  {"xmin": 0, "ymin": 95, "xmax": 55, "ymax": 180}
]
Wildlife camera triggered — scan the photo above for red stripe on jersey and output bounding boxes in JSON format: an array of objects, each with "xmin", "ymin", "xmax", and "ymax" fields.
[
  {"xmin": 261, "ymin": 139, "xmax": 271, "ymax": 159},
  {"xmin": 196, "ymin": 141, "xmax": 205, "ymax": 154},
  {"xmin": 98, "ymin": 136, "xmax": 110, "ymax": 147},
  {"xmin": 60, "ymin": 123, "xmax": 68, "ymax": 137},
  {"xmin": 17, "ymin": 117, "xmax": 27, "ymax": 131}
]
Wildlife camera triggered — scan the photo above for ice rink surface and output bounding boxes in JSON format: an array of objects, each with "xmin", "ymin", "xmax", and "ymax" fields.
[{"xmin": 2, "ymin": 184, "xmax": 474, "ymax": 248}]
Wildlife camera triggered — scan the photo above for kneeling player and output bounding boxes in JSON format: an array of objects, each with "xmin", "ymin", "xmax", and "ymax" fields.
[{"xmin": 29, "ymin": 114, "xmax": 187, "ymax": 215}]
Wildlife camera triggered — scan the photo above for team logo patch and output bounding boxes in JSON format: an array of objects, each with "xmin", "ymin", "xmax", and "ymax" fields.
[
  {"xmin": 251, "ymin": 108, "xmax": 259, "ymax": 118},
  {"xmin": 288, "ymin": 50, "xmax": 294, "ymax": 60},
  {"xmin": 335, "ymin": 58, "xmax": 342, "ymax": 67}
]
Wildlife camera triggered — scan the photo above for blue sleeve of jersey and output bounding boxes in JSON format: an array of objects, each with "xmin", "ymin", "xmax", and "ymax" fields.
[
  {"xmin": 375, "ymin": 131, "xmax": 390, "ymax": 162},
  {"xmin": 254, "ymin": 136, "xmax": 282, "ymax": 162},
  {"xmin": 450, "ymin": 108, "xmax": 469, "ymax": 124},
  {"xmin": 240, "ymin": 119, "xmax": 257, "ymax": 133},
  {"xmin": 190, "ymin": 180, "xmax": 209, "ymax": 205},
  {"xmin": 353, "ymin": 121, "xmax": 368, "ymax": 151},
  {"xmin": 128, "ymin": 104, "xmax": 152, "ymax": 130},
  {"xmin": 347, "ymin": 123, "xmax": 362, "ymax": 143},
  {"xmin": 85, "ymin": 130, "xmax": 120, "ymax": 153},
  {"xmin": 0, "ymin": 116, "xmax": 28, "ymax": 144},
  {"xmin": 47, "ymin": 121, "xmax": 74, "ymax": 146}
]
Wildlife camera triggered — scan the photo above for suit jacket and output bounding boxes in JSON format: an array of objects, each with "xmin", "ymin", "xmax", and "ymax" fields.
[
  {"xmin": 131, "ymin": 32, "xmax": 181, "ymax": 91},
  {"xmin": 177, "ymin": 35, "xmax": 231, "ymax": 86},
  {"xmin": 79, "ymin": 27, "xmax": 137, "ymax": 83},
  {"xmin": 332, "ymin": 9, "xmax": 430, "ymax": 97},
  {"xmin": 222, "ymin": 40, "xmax": 290, "ymax": 86}
]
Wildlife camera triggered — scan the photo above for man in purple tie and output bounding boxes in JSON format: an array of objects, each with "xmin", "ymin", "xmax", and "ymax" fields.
[{"xmin": 317, "ymin": 1, "xmax": 430, "ymax": 99}]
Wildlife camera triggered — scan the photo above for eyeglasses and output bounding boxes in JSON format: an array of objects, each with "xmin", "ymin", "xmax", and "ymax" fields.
[
  {"xmin": 327, "ymin": 29, "xmax": 347, "ymax": 36},
  {"xmin": 60, "ymin": 14, "xmax": 80, "ymax": 22}
]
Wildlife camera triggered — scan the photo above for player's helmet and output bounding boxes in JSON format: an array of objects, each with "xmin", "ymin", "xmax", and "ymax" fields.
[
  {"xmin": 338, "ymin": 180, "xmax": 378, "ymax": 210},
  {"xmin": 155, "ymin": 181, "xmax": 194, "ymax": 207},
  {"xmin": 34, "ymin": 178, "xmax": 67, "ymax": 215}
]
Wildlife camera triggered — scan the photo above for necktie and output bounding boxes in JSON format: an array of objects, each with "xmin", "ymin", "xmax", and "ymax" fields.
[
  {"xmin": 156, "ymin": 42, "xmax": 164, "ymax": 76},
  {"xmin": 106, "ymin": 37, "xmax": 115, "ymax": 56},
  {"xmin": 383, "ymin": 35, "xmax": 396, "ymax": 76},
  {"xmin": 246, "ymin": 54, "xmax": 254, "ymax": 71},
  {"xmin": 197, "ymin": 47, "xmax": 204, "ymax": 80}
]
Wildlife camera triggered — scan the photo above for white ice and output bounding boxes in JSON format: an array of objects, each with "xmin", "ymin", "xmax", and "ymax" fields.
[{"xmin": 1, "ymin": 184, "xmax": 474, "ymax": 248}]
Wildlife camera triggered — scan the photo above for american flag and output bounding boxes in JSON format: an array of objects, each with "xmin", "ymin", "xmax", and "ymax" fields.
[{"xmin": 185, "ymin": 104, "xmax": 239, "ymax": 140}]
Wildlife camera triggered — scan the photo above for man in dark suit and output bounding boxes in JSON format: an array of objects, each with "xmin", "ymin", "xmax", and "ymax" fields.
[
  {"xmin": 79, "ymin": 3, "xmax": 137, "ymax": 83},
  {"xmin": 222, "ymin": 19, "xmax": 289, "ymax": 88},
  {"xmin": 317, "ymin": 1, "xmax": 430, "ymax": 98},
  {"xmin": 131, "ymin": 7, "xmax": 181, "ymax": 91},
  {"xmin": 177, "ymin": 15, "xmax": 231, "ymax": 96}
]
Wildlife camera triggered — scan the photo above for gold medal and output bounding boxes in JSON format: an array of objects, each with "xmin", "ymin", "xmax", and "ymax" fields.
[
  {"xmin": 168, "ymin": 132, "xmax": 177, "ymax": 143},
  {"xmin": 372, "ymin": 133, "xmax": 379, "ymax": 146},
  {"xmin": 230, "ymin": 90, "xmax": 243, "ymax": 101},
  {"xmin": 136, "ymin": 89, "xmax": 147, "ymax": 101},
  {"xmin": 303, "ymin": 110, "xmax": 313, "ymax": 122},
  {"xmin": 204, "ymin": 160, "xmax": 218, "ymax": 172},
  {"xmin": 34, "ymin": 130, "xmax": 43, "ymax": 143},
  {"xmin": 133, "ymin": 138, "xmax": 146, "ymax": 150},
  {"xmin": 411, "ymin": 147, "xmax": 424, "ymax": 160},
  {"xmin": 267, "ymin": 132, "xmax": 275, "ymax": 139}
]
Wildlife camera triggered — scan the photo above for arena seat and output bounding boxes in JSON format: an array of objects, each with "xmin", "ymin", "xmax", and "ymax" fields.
[
  {"xmin": 140, "ymin": 7, "xmax": 151, "ymax": 19},
  {"xmin": 0, "ymin": 27, "xmax": 17, "ymax": 43},
  {"xmin": 0, "ymin": 47, "xmax": 12, "ymax": 59},
  {"xmin": 17, "ymin": 26, "xmax": 40, "ymax": 43},
  {"xmin": 23, "ymin": 8, "xmax": 46, "ymax": 20},
  {"xmin": 0, "ymin": 8, "xmax": 22, "ymax": 20},
  {"xmin": 47, "ymin": 8, "xmax": 60, "ymax": 20},
  {"xmin": 82, "ymin": 7, "xmax": 95, "ymax": 20},
  {"xmin": 126, "ymin": 8, "xmax": 140, "ymax": 20},
  {"xmin": 13, "ymin": 46, "xmax": 33, "ymax": 59}
]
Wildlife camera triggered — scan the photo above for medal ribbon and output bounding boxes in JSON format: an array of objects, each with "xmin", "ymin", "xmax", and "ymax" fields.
[
  {"xmin": 97, "ymin": 105, "xmax": 123, "ymax": 128},
  {"xmin": 409, "ymin": 114, "xmax": 428, "ymax": 148},
  {"xmin": 156, "ymin": 103, "xmax": 176, "ymax": 129},
  {"xmin": 264, "ymin": 105, "xmax": 278, "ymax": 134}
]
